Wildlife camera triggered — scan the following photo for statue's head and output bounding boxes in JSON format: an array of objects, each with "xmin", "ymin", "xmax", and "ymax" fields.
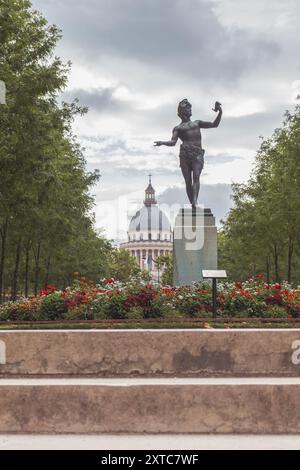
[{"xmin": 178, "ymin": 99, "xmax": 192, "ymax": 120}]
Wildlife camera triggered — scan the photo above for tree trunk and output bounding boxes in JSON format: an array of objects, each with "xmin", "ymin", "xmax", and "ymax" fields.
[
  {"xmin": 24, "ymin": 239, "xmax": 31, "ymax": 298},
  {"xmin": 287, "ymin": 235, "xmax": 294, "ymax": 284},
  {"xmin": 266, "ymin": 256, "xmax": 270, "ymax": 284},
  {"xmin": 11, "ymin": 238, "xmax": 22, "ymax": 301},
  {"xmin": 0, "ymin": 219, "xmax": 8, "ymax": 303},
  {"xmin": 33, "ymin": 241, "xmax": 41, "ymax": 296},
  {"xmin": 273, "ymin": 243, "xmax": 279, "ymax": 282},
  {"xmin": 44, "ymin": 256, "xmax": 51, "ymax": 289}
]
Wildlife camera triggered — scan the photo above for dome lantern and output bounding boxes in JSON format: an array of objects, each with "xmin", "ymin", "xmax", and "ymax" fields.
[{"xmin": 144, "ymin": 174, "xmax": 157, "ymax": 206}]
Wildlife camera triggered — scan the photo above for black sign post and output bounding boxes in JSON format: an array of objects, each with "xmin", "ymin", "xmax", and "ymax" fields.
[{"xmin": 202, "ymin": 270, "xmax": 227, "ymax": 319}]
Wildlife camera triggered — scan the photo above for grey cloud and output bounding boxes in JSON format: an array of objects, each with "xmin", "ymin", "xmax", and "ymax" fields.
[
  {"xmin": 33, "ymin": 0, "xmax": 280, "ymax": 84},
  {"xmin": 73, "ymin": 92, "xmax": 288, "ymax": 154},
  {"xmin": 63, "ymin": 87, "xmax": 132, "ymax": 113},
  {"xmin": 148, "ymin": 102, "xmax": 289, "ymax": 145},
  {"xmin": 29, "ymin": 0, "xmax": 299, "ymax": 239},
  {"xmin": 93, "ymin": 164, "xmax": 233, "ymax": 227},
  {"xmin": 158, "ymin": 183, "xmax": 233, "ymax": 226},
  {"xmin": 82, "ymin": 135, "xmax": 141, "ymax": 156},
  {"xmin": 208, "ymin": 107, "xmax": 288, "ymax": 149},
  {"xmin": 204, "ymin": 153, "xmax": 241, "ymax": 164},
  {"xmin": 65, "ymin": 85, "xmax": 221, "ymax": 128},
  {"xmin": 69, "ymin": 93, "xmax": 241, "ymax": 153},
  {"xmin": 82, "ymin": 132, "xmax": 240, "ymax": 169}
]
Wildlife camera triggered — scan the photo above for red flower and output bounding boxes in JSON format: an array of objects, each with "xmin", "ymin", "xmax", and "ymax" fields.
[
  {"xmin": 65, "ymin": 299, "xmax": 77, "ymax": 309},
  {"xmin": 265, "ymin": 293, "xmax": 284, "ymax": 306},
  {"xmin": 274, "ymin": 283, "xmax": 282, "ymax": 290},
  {"xmin": 47, "ymin": 284, "xmax": 56, "ymax": 292},
  {"xmin": 39, "ymin": 289, "xmax": 49, "ymax": 297}
]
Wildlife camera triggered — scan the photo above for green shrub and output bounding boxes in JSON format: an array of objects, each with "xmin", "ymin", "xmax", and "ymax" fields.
[
  {"xmin": 263, "ymin": 306, "xmax": 289, "ymax": 319},
  {"xmin": 161, "ymin": 307, "xmax": 185, "ymax": 319},
  {"xmin": 0, "ymin": 300, "xmax": 41, "ymax": 321},
  {"xmin": 174, "ymin": 295, "xmax": 210, "ymax": 317},
  {"xmin": 222, "ymin": 296, "xmax": 268, "ymax": 318},
  {"xmin": 288, "ymin": 306, "xmax": 300, "ymax": 318},
  {"xmin": 0, "ymin": 302, "xmax": 13, "ymax": 321},
  {"xmin": 127, "ymin": 306, "xmax": 144, "ymax": 320},
  {"xmin": 40, "ymin": 293, "xmax": 67, "ymax": 321},
  {"xmin": 192, "ymin": 309, "xmax": 212, "ymax": 319},
  {"xmin": 142, "ymin": 295, "xmax": 164, "ymax": 319},
  {"xmin": 103, "ymin": 293, "xmax": 129, "ymax": 319},
  {"xmin": 88, "ymin": 300, "xmax": 107, "ymax": 320},
  {"xmin": 246, "ymin": 302, "xmax": 268, "ymax": 318},
  {"xmin": 64, "ymin": 306, "xmax": 86, "ymax": 321}
]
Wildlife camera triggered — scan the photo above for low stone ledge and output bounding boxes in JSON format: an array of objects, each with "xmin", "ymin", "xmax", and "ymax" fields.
[
  {"xmin": 0, "ymin": 329, "xmax": 300, "ymax": 377},
  {"xmin": 0, "ymin": 379, "xmax": 299, "ymax": 434}
]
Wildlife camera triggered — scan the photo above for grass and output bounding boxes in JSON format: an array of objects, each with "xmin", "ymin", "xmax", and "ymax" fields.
[{"xmin": 0, "ymin": 318, "xmax": 300, "ymax": 330}]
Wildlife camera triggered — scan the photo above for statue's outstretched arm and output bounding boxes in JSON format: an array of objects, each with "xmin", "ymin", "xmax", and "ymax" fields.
[
  {"xmin": 198, "ymin": 103, "xmax": 222, "ymax": 129},
  {"xmin": 154, "ymin": 127, "xmax": 179, "ymax": 147}
]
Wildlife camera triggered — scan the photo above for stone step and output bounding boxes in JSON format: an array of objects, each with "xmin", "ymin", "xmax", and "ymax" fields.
[
  {"xmin": 2, "ymin": 434, "xmax": 300, "ymax": 450},
  {"xmin": 0, "ymin": 377, "xmax": 300, "ymax": 434},
  {"xmin": 1, "ymin": 329, "xmax": 300, "ymax": 377}
]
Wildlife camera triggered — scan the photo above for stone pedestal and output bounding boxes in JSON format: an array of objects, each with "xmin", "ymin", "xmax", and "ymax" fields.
[{"xmin": 173, "ymin": 208, "xmax": 217, "ymax": 286}]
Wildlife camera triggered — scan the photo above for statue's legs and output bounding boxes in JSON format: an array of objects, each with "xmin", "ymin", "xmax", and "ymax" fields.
[
  {"xmin": 191, "ymin": 159, "xmax": 204, "ymax": 207},
  {"xmin": 180, "ymin": 162, "xmax": 193, "ymax": 205},
  {"xmin": 180, "ymin": 150, "xmax": 204, "ymax": 207},
  {"xmin": 192, "ymin": 171, "xmax": 200, "ymax": 207}
]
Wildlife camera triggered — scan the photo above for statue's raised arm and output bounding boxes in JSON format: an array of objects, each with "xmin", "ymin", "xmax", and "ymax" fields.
[{"xmin": 197, "ymin": 101, "xmax": 222, "ymax": 129}]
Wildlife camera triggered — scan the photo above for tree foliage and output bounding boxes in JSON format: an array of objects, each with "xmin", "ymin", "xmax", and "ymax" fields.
[
  {"xmin": 154, "ymin": 253, "xmax": 173, "ymax": 285},
  {"xmin": 219, "ymin": 102, "xmax": 300, "ymax": 284},
  {"xmin": 0, "ymin": 0, "xmax": 139, "ymax": 300}
]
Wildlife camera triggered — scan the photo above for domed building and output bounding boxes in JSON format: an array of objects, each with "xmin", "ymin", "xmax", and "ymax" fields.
[{"xmin": 121, "ymin": 177, "xmax": 173, "ymax": 281}]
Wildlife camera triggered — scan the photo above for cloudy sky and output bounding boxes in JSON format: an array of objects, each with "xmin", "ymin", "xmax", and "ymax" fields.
[{"xmin": 32, "ymin": 0, "xmax": 300, "ymax": 240}]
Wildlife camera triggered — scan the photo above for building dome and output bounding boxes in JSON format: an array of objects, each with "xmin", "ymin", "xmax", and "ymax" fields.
[
  {"xmin": 129, "ymin": 205, "xmax": 171, "ymax": 234},
  {"xmin": 127, "ymin": 175, "xmax": 172, "ymax": 242},
  {"xmin": 120, "ymin": 176, "xmax": 173, "ymax": 281}
]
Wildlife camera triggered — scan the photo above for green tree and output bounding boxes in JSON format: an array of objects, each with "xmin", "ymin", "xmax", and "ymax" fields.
[
  {"xmin": 107, "ymin": 248, "xmax": 141, "ymax": 282},
  {"xmin": 154, "ymin": 253, "xmax": 173, "ymax": 285},
  {"xmin": 0, "ymin": 0, "xmax": 111, "ymax": 300},
  {"xmin": 220, "ymin": 102, "xmax": 300, "ymax": 284}
]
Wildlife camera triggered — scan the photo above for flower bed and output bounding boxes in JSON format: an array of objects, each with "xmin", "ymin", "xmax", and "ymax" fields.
[{"xmin": 0, "ymin": 276, "xmax": 300, "ymax": 323}]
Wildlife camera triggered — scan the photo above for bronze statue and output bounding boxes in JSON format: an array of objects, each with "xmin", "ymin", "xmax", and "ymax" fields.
[{"xmin": 154, "ymin": 99, "xmax": 222, "ymax": 207}]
